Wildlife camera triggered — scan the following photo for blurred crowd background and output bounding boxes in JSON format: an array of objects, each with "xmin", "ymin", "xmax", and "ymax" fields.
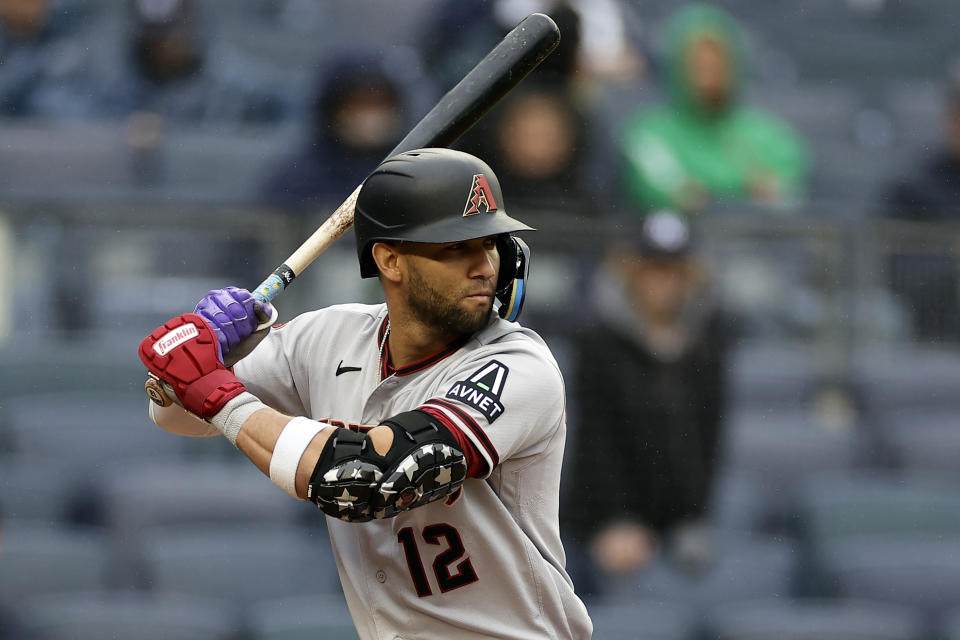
[{"xmin": 1, "ymin": 0, "xmax": 960, "ymax": 638}]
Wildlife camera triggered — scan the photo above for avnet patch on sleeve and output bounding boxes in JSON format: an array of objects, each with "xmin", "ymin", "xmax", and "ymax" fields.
[{"xmin": 446, "ymin": 360, "xmax": 509, "ymax": 423}]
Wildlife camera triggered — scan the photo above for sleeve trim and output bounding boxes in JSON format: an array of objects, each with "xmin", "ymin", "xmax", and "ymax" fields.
[{"xmin": 420, "ymin": 399, "xmax": 500, "ymax": 474}]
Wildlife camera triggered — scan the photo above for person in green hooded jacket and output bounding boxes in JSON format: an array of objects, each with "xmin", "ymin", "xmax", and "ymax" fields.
[{"xmin": 619, "ymin": 4, "xmax": 810, "ymax": 214}]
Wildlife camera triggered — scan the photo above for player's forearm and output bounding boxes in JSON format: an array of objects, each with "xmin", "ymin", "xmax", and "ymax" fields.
[
  {"xmin": 147, "ymin": 400, "xmax": 315, "ymax": 485},
  {"xmin": 217, "ymin": 397, "xmax": 393, "ymax": 500},
  {"xmin": 232, "ymin": 405, "xmax": 334, "ymax": 498},
  {"xmin": 207, "ymin": 394, "xmax": 335, "ymax": 500},
  {"xmin": 233, "ymin": 406, "xmax": 286, "ymax": 474}
]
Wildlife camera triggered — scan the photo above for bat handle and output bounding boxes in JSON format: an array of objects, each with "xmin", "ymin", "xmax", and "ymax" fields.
[
  {"xmin": 252, "ymin": 270, "xmax": 291, "ymax": 305},
  {"xmin": 254, "ymin": 303, "xmax": 279, "ymax": 332},
  {"xmin": 222, "ymin": 302, "xmax": 278, "ymax": 367},
  {"xmin": 247, "ymin": 184, "xmax": 362, "ymax": 331},
  {"xmin": 250, "ymin": 270, "xmax": 286, "ymax": 331}
]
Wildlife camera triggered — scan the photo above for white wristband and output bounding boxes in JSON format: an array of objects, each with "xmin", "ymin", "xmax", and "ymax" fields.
[
  {"xmin": 209, "ymin": 392, "xmax": 267, "ymax": 445},
  {"xmin": 269, "ymin": 417, "xmax": 331, "ymax": 498}
]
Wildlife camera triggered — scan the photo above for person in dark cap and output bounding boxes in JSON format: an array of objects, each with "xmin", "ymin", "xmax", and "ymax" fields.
[
  {"xmin": 260, "ymin": 49, "xmax": 410, "ymax": 210},
  {"xmin": 562, "ymin": 210, "xmax": 733, "ymax": 595},
  {"xmin": 99, "ymin": 0, "xmax": 291, "ymax": 127},
  {"xmin": 130, "ymin": 0, "xmax": 201, "ymax": 83}
]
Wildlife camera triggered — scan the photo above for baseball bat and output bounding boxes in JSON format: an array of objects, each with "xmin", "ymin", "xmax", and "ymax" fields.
[{"xmin": 251, "ymin": 12, "xmax": 560, "ymax": 308}]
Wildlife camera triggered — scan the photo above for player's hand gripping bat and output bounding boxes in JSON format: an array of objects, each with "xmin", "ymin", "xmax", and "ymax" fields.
[{"xmin": 223, "ymin": 12, "xmax": 560, "ymax": 365}]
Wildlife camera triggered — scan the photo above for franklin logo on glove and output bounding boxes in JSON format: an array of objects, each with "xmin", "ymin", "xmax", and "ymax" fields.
[{"xmin": 153, "ymin": 323, "xmax": 199, "ymax": 356}]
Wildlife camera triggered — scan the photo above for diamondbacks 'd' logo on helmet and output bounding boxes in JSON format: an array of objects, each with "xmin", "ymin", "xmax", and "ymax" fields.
[{"xmin": 463, "ymin": 174, "xmax": 499, "ymax": 216}]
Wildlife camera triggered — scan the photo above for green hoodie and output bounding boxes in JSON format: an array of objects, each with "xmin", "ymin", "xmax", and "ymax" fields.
[{"xmin": 620, "ymin": 4, "xmax": 810, "ymax": 213}]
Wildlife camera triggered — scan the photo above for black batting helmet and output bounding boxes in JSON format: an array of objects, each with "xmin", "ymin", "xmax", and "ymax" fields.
[{"xmin": 354, "ymin": 148, "xmax": 533, "ymax": 278}]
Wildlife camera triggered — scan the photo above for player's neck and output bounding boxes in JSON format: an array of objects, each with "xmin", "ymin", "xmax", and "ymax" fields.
[{"xmin": 384, "ymin": 310, "xmax": 461, "ymax": 370}]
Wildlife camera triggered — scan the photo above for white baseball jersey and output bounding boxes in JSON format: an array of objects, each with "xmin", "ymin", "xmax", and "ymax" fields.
[{"xmin": 234, "ymin": 302, "xmax": 592, "ymax": 640}]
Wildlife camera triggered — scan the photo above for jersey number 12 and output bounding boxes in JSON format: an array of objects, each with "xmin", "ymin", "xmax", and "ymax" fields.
[{"xmin": 397, "ymin": 524, "xmax": 479, "ymax": 597}]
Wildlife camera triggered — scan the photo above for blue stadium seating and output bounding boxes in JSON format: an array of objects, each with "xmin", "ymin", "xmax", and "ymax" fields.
[
  {"xmin": 589, "ymin": 599, "xmax": 697, "ymax": 640},
  {"xmin": 0, "ymin": 523, "xmax": 109, "ymax": 602},
  {"xmin": 2, "ymin": 390, "xmax": 182, "ymax": 465},
  {"xmin": 609, "ymin": 533, "xmax": 799, "ymax": 609},
  {"xmin": 705, "ymin": 597, "xmax": 924, "ymax": 640},
  {"xmin": 0, "ymin": 453, "xmax": 78, "ymax": 523},
  {"xmin": 800, "ymin": 472, "xmax": 960, "ymax": 543},
  {"xmin": 141, "ymin": 524, "xmax": 340, "ymax": 606},
  {"xmin": 821, "ymin": 536, "xmax": 960, "ymax": 633},
  {"xmin": 249, "ymin": 594, "xmax": 359, "ymax": 640},
  {"xmin": 21, "ymin": 590, "xmax": 239, "ymax": 640}
]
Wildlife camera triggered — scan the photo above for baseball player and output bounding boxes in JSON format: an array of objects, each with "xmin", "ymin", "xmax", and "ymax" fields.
[{"xmin": 139, "ymin": 148, "xmax": 593, "ymax": 639}]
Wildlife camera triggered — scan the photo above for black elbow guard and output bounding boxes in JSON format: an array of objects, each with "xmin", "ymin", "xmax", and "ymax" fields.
[{"xmin": 307, "ymin": 410, "xmax": 467, "ymax": 522}]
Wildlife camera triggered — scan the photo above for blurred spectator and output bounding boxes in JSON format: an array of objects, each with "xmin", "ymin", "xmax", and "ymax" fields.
[
  {"xmin": 0, "ymin": 0, "xmax": 101, "ymax": 118},
  {"xmin": 880, "ymin": 58, "xmax": 960, "ymax": 341},
  {"xmin": 260, "ymin": 50, "xmax": 412, "ymax": 210},
  {"xmin": 618, "ymin": 4, "xmax": 809, "ymax": 214},
  {"xmin": 449, "ymin": 4, "xmax": 606, "ymax": 211},
  {"xmin": 102, "ymin": 0, "xmax": 292, "ymax": 128},
  {"xmin": 459, "ymin": 82, "xmax": 593, "ymax": 211},
  {"xmin": 563, "ymin": 210, "xmax": 733, "ymax": 593}
]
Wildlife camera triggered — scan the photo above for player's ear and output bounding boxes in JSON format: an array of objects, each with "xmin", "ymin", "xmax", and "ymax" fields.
[{"xmin": 372, "ymin": 241, "xmax": 403, "ymax": 284}]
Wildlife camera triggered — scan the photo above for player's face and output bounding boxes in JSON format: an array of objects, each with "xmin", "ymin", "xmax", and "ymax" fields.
[{"xmin": 401, "ymin": 236, "xmax": 500, "ymax": 336}]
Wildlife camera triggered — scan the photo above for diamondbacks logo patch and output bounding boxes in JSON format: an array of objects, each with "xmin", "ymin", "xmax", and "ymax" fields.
[
  {"xmin": 462, "ymin": 174, "xmax": 498, "ymax": 216},
  {"xmin": 446, "ymin": 360, "xmax": 509, "ymax": 422}
]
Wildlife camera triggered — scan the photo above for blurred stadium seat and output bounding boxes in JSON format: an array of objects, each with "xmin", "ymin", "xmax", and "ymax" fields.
[
  {"xmin": 749, "ymin": 84, "xmax": 860, "ymax": 141},
  {"xmin": 942, "ymin": 606, "xmax": 960, "ymax": 640},
  {"xmin": 0, "ymin": 453, "xmax": 78, "ymax": 523},
  {"xmin": 707, "ymin": 469, "xmax": 771, "ymax": 535},
  {"xmin": 719, "ymin": 412, "xmax": 862, "ymax": 533},
  {"xmin": 810, "ymin": 140, "xmax": 899, "ymax": 210},
  {"xmin": 726, "ymin": 342, "xmax": 817, "ymax": 410},
  {"xmin": 98, "ymin": 459, "xmax": 311, "ymax": 587},
  {"xmin": 1, "ymin": 390, "xmax": 182, "ymax": 464},
  {"xmin": 885, "ymin": 415, "xmax": 960, "ymax": 474},
  {"xmin": 0, "ymin": 340, "xmax": 143, "ymax": 400},
  {"xmin": 705, "ymin": 598, "xmax": 924, "ymax": 640},
  {"xmin": 21, "ymin": 590, "xmax": 239, "ymax": 640},
  {"xmin": 249, "ymin": 594, "xmax": 359, "ymax": 640},
  {"xmin": 610, "ymin": 533, "xmax": 799, "ymax": 609},
  {"xmin": 856, "ymin": 345, "xmax": 960, "ymax": 415},
  {"xmin": 141, "ymin": 524, "xmax": 340, "ymax": 605},
  {"xmin": 0, "ymin": 120, "xmax": 299, "ymax": 204},
  {"xmin": 99, "ymin": 459, "xmax": 303, "ymax": 533},
  {"xmin": 800, "ymin": 472, "xmax": 960, "ymax": 545},
  {"xmin": 588, "ymin": 599, "xmax": 697, "ymax": 640},
  {"xmin": 884, "ymin": 78, "xmax": 942, "ymax": 148},
  {"xmin": 0, "ymin": 523, "xmax": 108, "ymax": 602},
  {"xmin": 821, "ymin": 536, "xmax": 960, "ymax": 631}
]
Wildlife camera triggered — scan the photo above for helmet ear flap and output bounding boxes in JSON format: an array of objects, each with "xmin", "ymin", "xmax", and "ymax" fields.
[
  {"xmin": 495, "ymin": 234, "xmax": 519, "ymax": 291},
  {"xmin": 495, "ymin": 235, "xmax": 530, "ymax": 322}
]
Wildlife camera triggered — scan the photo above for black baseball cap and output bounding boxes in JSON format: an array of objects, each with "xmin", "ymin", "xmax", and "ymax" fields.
[{"xmin": 633, "ymin": 210, "xmax": 693, "ymax": 258}]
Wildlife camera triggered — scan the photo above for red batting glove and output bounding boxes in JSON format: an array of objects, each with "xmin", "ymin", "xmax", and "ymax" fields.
[{"xmin": 139, "ymin": 313, "xmax": 246, "ymax": 419}]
